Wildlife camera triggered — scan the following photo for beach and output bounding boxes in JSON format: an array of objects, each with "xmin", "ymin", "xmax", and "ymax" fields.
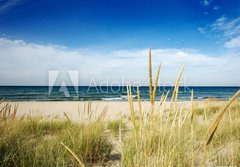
[
  {"xmin": 4, "ymin": 101, "xmax": 161, "ymax": 120},
  {"xmin": 5, "ymin": 100, "xmax": 230, "ymax": 121},
  {"xmin": 1, "ymin": 86, "xmax": 238, "ymax": 121}
]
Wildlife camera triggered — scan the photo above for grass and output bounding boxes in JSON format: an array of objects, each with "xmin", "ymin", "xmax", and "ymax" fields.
[
  {"xmin": 107, "ymin": 119, "xmax": 127, "ymax": 137},
  {"xmin": 123, "ymin": 48, "xmax": 240, "ymax": 167},
  {"xmin": 0, "ymin": 105, "xmax": 111, "ymax": 166}
]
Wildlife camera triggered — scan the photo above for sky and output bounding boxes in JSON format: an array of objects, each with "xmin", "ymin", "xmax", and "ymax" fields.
[{"xmin": 0, "ymin": 0, "xmax": 240, "ymax": 86}]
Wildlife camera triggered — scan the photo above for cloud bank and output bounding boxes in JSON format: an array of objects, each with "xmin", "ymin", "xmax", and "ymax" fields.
[{"xmin": 0, "ymin": 38, "xmax": 240, "ymax": 86}]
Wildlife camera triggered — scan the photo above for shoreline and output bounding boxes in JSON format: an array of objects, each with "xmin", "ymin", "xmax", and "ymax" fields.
[{"xmin": 2, "ymin": 98, "xmax": 229, "ymax": 102}]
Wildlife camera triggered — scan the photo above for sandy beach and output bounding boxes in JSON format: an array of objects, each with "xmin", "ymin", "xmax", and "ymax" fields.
[
  {"xmin": 4, "ymin": 100, "xmax": 230, "ymax": 122},
  {"xmin": 3, "ymin": 101, "xmax": 180, "ymax": 120}
]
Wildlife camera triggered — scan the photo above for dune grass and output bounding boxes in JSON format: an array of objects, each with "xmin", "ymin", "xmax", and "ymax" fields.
[
  {"xmin": 123, "ymin": 49, "xmax": 240, "ymax": 167},
  {"xmin": 0, "ymin": 104, "xmax": 111, "ymax": 167},
  {"xmin": 107, "ymin": 119, "xmax": 127, "ymax": 137}
]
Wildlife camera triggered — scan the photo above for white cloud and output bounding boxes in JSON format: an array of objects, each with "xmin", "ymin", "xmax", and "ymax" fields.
[
  {"xmin": 0, "ymin": 0, "xmax": 22, "ymax": 14},
  {"xmin": 211, "ymin": 16, "xmax": 228, "ymax": 30},
  {"xmin": 198, "ymin": 16, "xmax": 240, "ymax": 36},
  {"xmin": 224, "ymin": 36, "xmax": 240, "ymax": 48},
  {"xmin": 198, "ymin": 16, "xmax": 240, "ymax": 48},
  {"xmin": 197, "ymin": 27, "xmax": 206, "ymax": 34},
  {"xmin": 200, "ymin": 0, "xmax": 211, "ymax": 7},
  {"xmin": 0, "ymin": 38, "xmax": 240, "ymax": 86},
  {"xmin": 210, "ymin": 16, "xmax": 240, "ymax": 37},
  {"xmin": 213, "ymin": 6, "xmax": 220, "ymax": 10}
]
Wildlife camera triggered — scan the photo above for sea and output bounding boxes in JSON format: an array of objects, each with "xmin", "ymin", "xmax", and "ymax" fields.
[{"xmin": 0, "ymin": 86, "xmax": 239, "ymax": 101}]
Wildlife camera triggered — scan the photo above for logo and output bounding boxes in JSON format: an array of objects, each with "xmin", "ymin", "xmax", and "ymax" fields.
[{"xmin": 48, "ymin": 70, "xmax": 79, "ymax": 97}]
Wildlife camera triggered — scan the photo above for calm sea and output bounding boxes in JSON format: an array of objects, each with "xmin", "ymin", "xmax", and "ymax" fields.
[{"xmin": 0, "ymin": 86, "xmax": 239, "ymax": 101}]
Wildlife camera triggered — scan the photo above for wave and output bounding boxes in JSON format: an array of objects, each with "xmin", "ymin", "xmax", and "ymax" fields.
[
  {"xmin": 196, "ymin": 96, "xmax": 227, "ymax": 100},
  {"xmin": 101, "ymin": 95, "xmax": 137, "ymax": 101},
  {"xmin": 120, "ymin": 95, "xmax": 137, "ymax": 99},
  {"xmin": 101, "ymin": 97, "xmax": 123, "ymax": 101}
]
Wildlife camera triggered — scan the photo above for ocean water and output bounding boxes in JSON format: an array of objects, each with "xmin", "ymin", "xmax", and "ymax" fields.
[{"xmin": 0, "ymin": 86, "xmax": 239, "ymax": 101}]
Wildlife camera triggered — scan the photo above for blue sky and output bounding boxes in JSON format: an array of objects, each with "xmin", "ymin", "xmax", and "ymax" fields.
[
  {"xmin": 0, "ymin": 0, "xmax": 239, "ymax": 51},
  {"xmin": 0, "ymin": 0, "xmax": 240, "ymax": 86}
]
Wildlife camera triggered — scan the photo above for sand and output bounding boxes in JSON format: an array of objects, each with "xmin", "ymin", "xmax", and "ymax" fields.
[
  {"xmin": 3, "ymin": 100, "xmax": 225, "ymax": 121},
  {"xmin": 3, "ymin": 101, "xmax": 173, "ymax": 121}
]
